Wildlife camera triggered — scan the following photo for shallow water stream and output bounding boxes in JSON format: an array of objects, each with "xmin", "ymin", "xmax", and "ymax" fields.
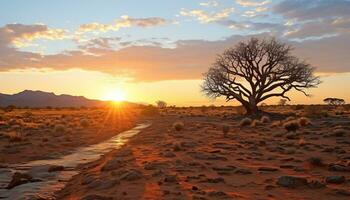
[{"xmin": 0, "ymin": 123, "xmax": 151, "ymax": 199}]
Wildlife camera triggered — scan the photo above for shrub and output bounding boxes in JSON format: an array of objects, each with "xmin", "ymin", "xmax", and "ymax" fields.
[
  {"xmin": 80, "ymin": 119, "xmax": 89, "ymax": 128},
  {"xmin": 333, "ymin": 128, "xmax": 347, "ymax": 137},
  {"xmin": 4, "ymin": 131, "xmax": 23, "ymax": 142},
  {"xmin": 173, "ymin": 121, "xmax": 184, "ymax": 131},
  {"xmin": 251, "ymin": 119, "xmax": 262, "ymax": 127},
  {"xmin": 260, "ymin": 116, "xmax": 271, "ymax": 123},
  {"xmin": 298, "ymin": 138, "xmax": 306, "ymax": 146},
  {"xmin": 270, "ymin": 121, "xmax": 282, "ymax": 128},
  {"xmin": 222, "ymin": 124, "xmax": 230, "ymax": 136},
  {"xmin": 23, "ymin": 111, "xmax": 33, "ymax": 118},
  {"xmin": 283, "ymin": 120, "xmax": 300, "ymax": 132},
  {"xmin": 141, "ymin": 105, "xmax": 159, "ymax": 116},
  {"xmin": 54, "ymin": 124, "xmax": 66, "ymax": 133},
  {"xmin": 298, "ymin": 117, "xmax": 311, "ymax": 126},
  {"xmin": 308, "ymin": 157, "xmax": 324, "ymax": 167},
  {"xmin": 240, "ymin": 117, "xmax": 252, "ymax": 127}
]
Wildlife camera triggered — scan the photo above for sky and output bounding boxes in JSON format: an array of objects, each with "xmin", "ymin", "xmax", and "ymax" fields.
[{"xmin": 0, "ymin": 0, "xmax": 349, "ymax": 106}]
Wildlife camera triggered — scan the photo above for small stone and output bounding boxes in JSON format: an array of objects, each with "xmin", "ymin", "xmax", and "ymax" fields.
[
  {"xmin": 234, "ymin": 168, "xmax": 252, "ymax": 175},
  {"xmin": 120, "ymin": 170, "xmax": 143, "ymax": 181},
  {"xmin": 164, "ymin": 175, "xmax": 177, "ymax": 183},
  {"xmin": 258, "ymin": 167, "xmax": 278, "ymax": 172},
  {"xmin": 276, "ymin": 176, "xmax": 308, "ymax": 188},
  {"xmin": 325, "ymin": 176, "xmax": 346, "ymax": 184},
  {"xmin": 82, "ymin": 195, "xmax": 113, "ymax": 200},
  {"xmin": 48, "ymin": 165, "xmax": 64, "ymax": 172}
]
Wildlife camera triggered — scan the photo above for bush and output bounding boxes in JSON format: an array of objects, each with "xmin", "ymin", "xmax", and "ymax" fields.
[
  {"xmin": 260, "ymin": 116, "xmax": 271, "ymax": 123},
  {"xmin": 80, "ymin": 119, "xmax": 89, "ymax": 128},
  {"xmin": 298, "ymin": 117, "xmax": 310, "ymax": 126},
  {"xmin": 173, "ymin": 121, "xmax": 184, "ymax": 131},
  {"xmin": 251, "ymin": 119, "xmax": 262, "ymax": 127},
  {"xmin": 308, "ymin": 157, "xmax": 324, "ymax": 167},
  {"xmin": 141, "ymin": 105, "xmax": 159, "ymax": 116},
  {"xmin": 54, "ymin": 124, "xmax": 66, "ymax": 133},
  {"xmin": 283, "ymin": 120, "xmax": 300, "ymax": 132},
  {"xmin": 240, "ymin": 117, "xmax": 252, "ymax": 127},
  {"xmin": 222, "ymin": 124, "xmax": 230, "ymax": 136},
  {"xmin": 4, "ymin": 131, "xmax": 23, "ymax": 142}
]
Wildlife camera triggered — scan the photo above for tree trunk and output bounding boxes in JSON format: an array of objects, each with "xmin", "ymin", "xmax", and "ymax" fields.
[{"xmin": 243, "ymin": 103, "xmax": 259, "ymax": 116}]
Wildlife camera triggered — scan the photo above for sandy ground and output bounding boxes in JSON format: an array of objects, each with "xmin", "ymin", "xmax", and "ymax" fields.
[
  {"xmin": 56, "ymin": 108, "xmax": 350, "ymax": 200},
  {"xmin": 0, "ymin": 106, "xmax": 139, "ymax": 164}
]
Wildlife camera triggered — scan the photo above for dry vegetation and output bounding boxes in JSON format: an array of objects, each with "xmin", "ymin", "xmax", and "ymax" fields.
[
  {"xmin": 0, "ymin": 105, "xmax": 142, "ymax": 163},
  {"xmin": 55, "ymin": 104, "xmax": 350, "ymax": 199}
]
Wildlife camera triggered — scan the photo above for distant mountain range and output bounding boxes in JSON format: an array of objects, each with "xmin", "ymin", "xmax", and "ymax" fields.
[{"xmin": 0, "ymin": 90, "xmax": 108, "ymax": 108}]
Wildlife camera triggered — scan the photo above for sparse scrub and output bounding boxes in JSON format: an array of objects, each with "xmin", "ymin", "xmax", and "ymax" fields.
[
  {"xmin": 4, "ymin": 131, "xmax": 23, "ymax": 142},
  {"xmin": 333, "ymin": 128, "xmax": 346, "ymax": 137},
  {"xmin": 222, "ymin": 124, "xmax": 230, "ymax": 137},
  {"xmin": 298, "ymin": 117, "xmax": 311, "ymax": 126},
  {"xmin": 251, "ymin": 119, "xmax": 262, "ymax": 127},
  {"xmin": 141, "ymin": 105, "xmax": 159, "ymax": 116},
  {"xmin": 80, "ymin": 119, "xmax": 89, "ymax": 128},
  {"xmin": 283, "ymin": 120, "xmax": 300, "ymax": 132},
  {"xmin": 260, "ymin": 116, "xmax": 271, "ymax": 123},
  {"xmin": 173, "ymin": 121, "xmax": 184, "ymax": 131},
  {"xmin": 270, "ymin": 121, "xmax": 282, "ymax": 128},
  {"xmin": 54, "ymin": 124, "xmax": 66, "ymax": 133},
  {"xmin": 240, "ymin": 117, "xmax": 252, "ymax": 127},
  {"xmin": 308, "ymin": 157, "xmax": 324, "ymax": 167}
]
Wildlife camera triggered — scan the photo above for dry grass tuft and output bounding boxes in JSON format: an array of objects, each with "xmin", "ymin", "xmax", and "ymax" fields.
[
  {"xmin": 333, "ymin": 128, "xmax": 347, "ymax": 137},
  {"xmin": 173, "ymin": 121, "xmax": 184, "ymax": 131},
  {"xmin": 3, "ymin": 131, "xmax": 23, "ymax": 142},
  {"xmin": 54, "ymin": 124, "xmax": 66, "ymax": 133},
  {"xmin": 251, "ymin": 119, "xmax": 262, "ymax": 127},
  {"xmin": 240, "ymin": 117, "xmax": 252, "ymax": 127},
  {"xmin": 308, "ymin": 157, "xmax": 324, "ymax": 167},
  {"xmin": 222, "ymin": 124, "xmax": 230, "ymax": 136},
  {"xmin": 283, "ymin": 120, "xmax": 300, "ymax": 132},
  {"xmin": 80, "ymin": 119, "xmax": 89, "ymax": 128},
  {"xmin": 260, "ymin": 116, "xmax": 271, "ymax": 123},
  {"xmin": 298, "ymin": 117, "xmax": 311, "ymax": 126}
]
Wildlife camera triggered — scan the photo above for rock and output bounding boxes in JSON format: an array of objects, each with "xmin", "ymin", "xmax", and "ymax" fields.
[
  {"xmin": 212, "ymin": 166, "xmax": 236, "ymax": 171},
  {"xmin": 190, "ymin": 152, "xmax": 227, "ymax": 161},
  {"xmin": 120, "ymin": 170, "xmax": 143, "ymax": 181},
  {"xmin": 6, "ymin": 172, "xmax": 41, "ymax": 189},
  {"xmin": 258, "ymin": 167, "xmax": 279, "ymax": 172},
  {"xmin": 82, "ymin": 194, "xmax": 113, "ymax": 200},
  {"xmin": 101, "ymin": 158, "xmax": 123, "ymax": 171},
  {"xmin": 209, "ymin": 177, "xmax": 225, "ymax": 183},
  {"xmin": 276, "ymin": 176, "xmax": 308, "ymax": 188},
  {"xmin": 333, "ymin": 189, "xmax": 350, "ymax": 196},
  {"xmin": 144, "ymin": 161, "xmax": 166, "ymax": 170},
  {"xmin": 234, "ymin": 168, "xmax": 252, "ymax": 175},
  {"xmin": 164, "ymin": 175, "xmax": 177, "ymax": 183},
  {"xmin": 208, "ymin": 191, "xmax": 227, "ymax": 197},
  {"xmin": 48, "ymin": 165, "xmax": 64, "ymax": 172},
  {"xmin": 328, "ymin": 164, "xmax": 350, "ymax": 172},
  {"xmin": 162, "ymin": 151, "xmax": 176, "ymax": 158},
  {"xmin": 325, "ymin": 176, "xmax": 346, "ymax": 184},
  {"xmin": 308, "ymin": 180, "xmax": 326, "ymax": 189},
  {"xmin": 180, "ymin": 141, "xmax": 197, "ymax": 148}
]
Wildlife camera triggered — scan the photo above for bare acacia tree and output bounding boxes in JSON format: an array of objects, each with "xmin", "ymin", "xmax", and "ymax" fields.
[
  {"xmin": 202, "ymin": 37, "xmax": 321, "ymax": 115},
  {"xmin": 156, "ymin": 100, "xmax": 167, "ymax": 109},
  {"xmin": 323, "ymin": 98, "xmax": 345, "ymax": 106}
]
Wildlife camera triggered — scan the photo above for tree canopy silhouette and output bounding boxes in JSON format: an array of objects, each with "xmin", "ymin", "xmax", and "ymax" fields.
[{"xmin": 202, "ymin": 37, "xmax": 321, "ymax": 115}]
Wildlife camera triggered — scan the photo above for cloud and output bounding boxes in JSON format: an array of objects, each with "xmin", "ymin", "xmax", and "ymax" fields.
[
  {"xmin": 236, "ymin": 0, "xmax": 270, "ymax": 7},
  {"xmin": 284, "ymin": 18, "xmax": 350, "ymax": 39},
  {"xmin": 1, "ymin": 24, "xmax": 350, "ymax": 82},
  {"xmin": 274, "ymin": 0, "xmax": 350, "ymax": 21},
  {"xmin": 200, "ymin": 0, "xmax": 219, "ymax": 7},
  {"xmin": 78, "ymin": 15, "xmax": 168, "ymax": 33},
  {"xmin": 0, "ymin": 23, "xmax": 66, "ymax": 47},
  {"xmin": 179, "ymin": 7, "xmax": 234, "ymax": 23}
]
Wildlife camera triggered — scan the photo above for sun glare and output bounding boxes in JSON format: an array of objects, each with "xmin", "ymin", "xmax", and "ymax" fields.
[{"xmin": 104, "ymin": 89, "xmax": 127, "ymax": 102}]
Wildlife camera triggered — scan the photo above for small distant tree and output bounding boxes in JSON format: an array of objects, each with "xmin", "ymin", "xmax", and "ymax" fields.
[
  {"xmin": 156, "ymin": 100, "xmax": 167, "ymax": 109},
  {"xmin": 202, "ymin": 37, "xmax": 320, "ymax": 115},
  {"xmin": 323, "ymin": 98, "xmax": 345, "ymax": 106},
  {"xmin": 278, "ymin": 99, "xmax": 288, "ymax": 106}
]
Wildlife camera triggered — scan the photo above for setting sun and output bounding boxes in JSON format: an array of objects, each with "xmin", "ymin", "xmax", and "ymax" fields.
[{"xmin": 103, "ymin": 88, "xmax": 127, "ymax": 102}]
